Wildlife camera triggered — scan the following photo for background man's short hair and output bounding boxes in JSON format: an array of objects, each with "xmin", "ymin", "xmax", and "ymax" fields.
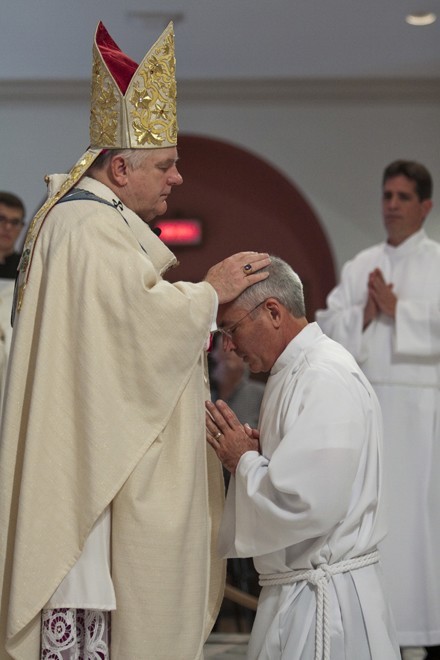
[
  {"xmin": 0, "ymin": 191, "xmax": 25, "ymax": 217},
  {"xmin": 382, "ymin": 160, "xmax": 433, "ymax": 201},
  {"xmin": 88, "ymin": 149, "xmax": 154, "ymax": 173}
]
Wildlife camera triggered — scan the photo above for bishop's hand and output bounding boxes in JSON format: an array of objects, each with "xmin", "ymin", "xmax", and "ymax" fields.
[{"xmin": 204, "ymin": 252, "xmax": 270, "ymax": 304}]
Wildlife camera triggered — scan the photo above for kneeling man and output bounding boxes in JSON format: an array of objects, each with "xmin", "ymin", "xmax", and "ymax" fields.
[{"xmin": 206, "ymin": 256, "xmax": 399, "ymax": 660}]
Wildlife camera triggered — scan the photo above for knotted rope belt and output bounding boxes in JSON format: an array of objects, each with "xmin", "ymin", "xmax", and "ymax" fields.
[{"xmin": 259, "ymin": 549, "xmax": 379, "ymax": 660}]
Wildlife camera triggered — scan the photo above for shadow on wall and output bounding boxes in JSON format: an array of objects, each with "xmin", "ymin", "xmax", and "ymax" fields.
[{"xmin": 156, "ymin": 134, "xmax": 336, "ymax": 319}]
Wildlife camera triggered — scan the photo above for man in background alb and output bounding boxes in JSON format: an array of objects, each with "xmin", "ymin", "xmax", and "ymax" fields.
[{"xmin": 316, "ymin": 160, "xmax": 440, "ymax": 660}]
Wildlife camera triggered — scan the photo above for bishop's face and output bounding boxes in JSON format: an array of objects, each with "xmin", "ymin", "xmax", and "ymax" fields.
[{"xmin": 123, "ymin": 147, "xmax": 183, "ymax": 223}]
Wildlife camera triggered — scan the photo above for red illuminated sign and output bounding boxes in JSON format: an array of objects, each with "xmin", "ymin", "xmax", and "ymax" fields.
[{"xmin": 153, "ymin": 219, "xmax": 202, "ymax": 246}]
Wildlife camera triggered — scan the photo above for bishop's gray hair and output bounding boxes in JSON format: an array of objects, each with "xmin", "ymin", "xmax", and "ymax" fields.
[
  {"xmin": 236, "ymin": 255, "xmax": 306, "ymax": 318},
  {"xmin": 87, "ymin": 148, "xmax": 154, "ymax": 174}
]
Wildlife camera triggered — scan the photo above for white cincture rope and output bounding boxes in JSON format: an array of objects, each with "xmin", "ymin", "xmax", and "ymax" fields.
[{"xmin": 258, "ymin": 550, "xmax": 379, "ymax": 660}]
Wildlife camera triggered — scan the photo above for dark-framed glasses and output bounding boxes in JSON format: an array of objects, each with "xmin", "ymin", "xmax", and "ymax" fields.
[
  {"xmin": 0, "ymin": 216, "xmax": 24, "ymax": 228},
  {"xmin": 218, "ymin": 300, "xmax": 266, "ymax": 339}
]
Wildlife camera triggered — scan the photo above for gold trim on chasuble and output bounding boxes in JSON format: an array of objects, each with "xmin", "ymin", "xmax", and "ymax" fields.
[{"xmin": 15, "ymin": 150, "xmax": 101, "ymax": 314}]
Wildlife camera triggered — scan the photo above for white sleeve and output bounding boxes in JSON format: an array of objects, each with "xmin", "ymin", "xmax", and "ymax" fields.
[
  {"xmin": 394, "ymin": 298, "xmax": 440, "ymax": 357},
  {"xmin": 210, "ymin": 290, "xmax": 219, "ymax": 331},
  {"xmin": 315, "ymin": 261, "xmax": 368, "ymax": 361},
  {"xmin": 223, "ymin": 371, "xmax": 365, "ymax": 557}
]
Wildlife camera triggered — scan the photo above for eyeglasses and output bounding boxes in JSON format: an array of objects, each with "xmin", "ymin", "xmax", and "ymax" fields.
[
  {"xmin": 0, "ymin": 216, "xmax": 24, "ymax": 228},
  {"xmin": 218, "ymin": 300, "xmax": 265, "ymax": 339}
]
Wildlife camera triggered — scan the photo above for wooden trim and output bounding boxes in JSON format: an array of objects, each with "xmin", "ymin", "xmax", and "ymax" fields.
[{"xmin": 224, "ymin": 584, "xmax": 258, "ymax": 611}]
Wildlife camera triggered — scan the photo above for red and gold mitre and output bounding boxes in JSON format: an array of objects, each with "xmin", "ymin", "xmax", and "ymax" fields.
[{"xmin": 90, "ymin": 21, "xmax": 177, "ymax": 149}]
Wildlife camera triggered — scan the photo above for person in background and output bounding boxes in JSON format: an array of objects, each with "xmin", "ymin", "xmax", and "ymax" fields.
[
  {"xmin": 0, "ymin": 192, "xmax": 24, "ymax": 406},
  {"xmin": 0, "ymin": 192, "xmax": 25, "ymax": 280},
  {"xmin": 206, "ymin": 255, "xmax": 399, "ymax": 659},
  {"xmin": 0, "ymin": 281, "xmax": 15, "ymax": 407},
  {"xmin": 0, "ymin": 21, "xmax": 270, "ymax": 660},
  {"xmin": 209, "ymin": 335, "xmax": 265, "ymax": 631},
  {"xmin": 210, "ymin": 334, "xmax": 265, "ymax": 431},
  {"xmin": 316, "ymin": 160, "xmax": 440, "ymax": 660}
]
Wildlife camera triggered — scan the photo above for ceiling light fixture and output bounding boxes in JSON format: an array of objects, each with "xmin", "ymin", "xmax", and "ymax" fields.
[{"xmin": 405, "ymin": 11, "xmax": 437, "ymax": 26}]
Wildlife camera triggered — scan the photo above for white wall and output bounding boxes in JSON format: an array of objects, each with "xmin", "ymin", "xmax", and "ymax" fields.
[
  {"xmin": 178, "ymin": 89, "xmax": 440, "ymax": 273},
  {"xmin": 1, "ymin": 81, "xmax": 439, "ymax": 274}
]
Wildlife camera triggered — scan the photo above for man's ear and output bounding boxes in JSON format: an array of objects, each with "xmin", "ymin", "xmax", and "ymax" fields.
[
  {"xmin": 110, "ymin": 155, "xmax": 129, "ymax": 186},
  {"xmin": 421, "ymin": 198, "xmax": 433, "ymax": 221},
  {"xmin": 265, "ymin": 298, "xmax": 282, "ymax": 328}
]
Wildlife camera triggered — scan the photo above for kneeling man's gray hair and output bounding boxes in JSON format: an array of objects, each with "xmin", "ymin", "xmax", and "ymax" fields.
[{"xmin": 237, "ymin": 255, "xmax": 306, "ymax": 318}]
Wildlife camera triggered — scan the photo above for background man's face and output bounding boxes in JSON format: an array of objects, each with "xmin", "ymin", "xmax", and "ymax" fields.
[
  {"xmin": 0, "ymin": 203, "xmax": 24, "ymax": 256},
  {"xmin": 382, "ymin": 175, "xmax": 432, "ymax": 247}
]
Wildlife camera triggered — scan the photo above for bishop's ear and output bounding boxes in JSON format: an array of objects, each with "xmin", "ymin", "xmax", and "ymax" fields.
[{"xmin": 110, "ymin": 155, "xmax": 129, "ymax": 185}]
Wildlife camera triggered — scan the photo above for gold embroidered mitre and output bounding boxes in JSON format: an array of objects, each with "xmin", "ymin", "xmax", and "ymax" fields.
[{"xmin": 90, "ymin": 21, "xmax": 178, "ymax": 149}]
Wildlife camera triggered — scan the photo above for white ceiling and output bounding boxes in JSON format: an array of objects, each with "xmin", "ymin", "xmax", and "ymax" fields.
[{"xmin": 1, "ymin": 0, "xmax": 440, "ymax": 81}]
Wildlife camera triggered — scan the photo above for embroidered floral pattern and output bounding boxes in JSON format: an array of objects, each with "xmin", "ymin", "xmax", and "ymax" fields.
[
  {"xmin": 90, "ymin": 22, "xmax": 177, "ymax": 150},
  {"xmin": 129, "ymin": 29, "xmax": 177, "ymax": 148},
  {"xmin": 42, "ymin": 608, "xmax": 110, "ymax": 660},
  {"xmin": 89, "ymin": 54, "xmax": 119, "ymax": 147}
]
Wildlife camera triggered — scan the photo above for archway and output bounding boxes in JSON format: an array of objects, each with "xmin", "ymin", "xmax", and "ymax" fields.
[{"xmin": 159, "ymin": 134, "xmax": 336, "ymax": 318}]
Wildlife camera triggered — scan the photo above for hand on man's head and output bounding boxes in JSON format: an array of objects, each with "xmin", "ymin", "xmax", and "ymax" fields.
[{"xmin": 205, "ymin": 252, "xmax": 271, "ymax": 304}]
